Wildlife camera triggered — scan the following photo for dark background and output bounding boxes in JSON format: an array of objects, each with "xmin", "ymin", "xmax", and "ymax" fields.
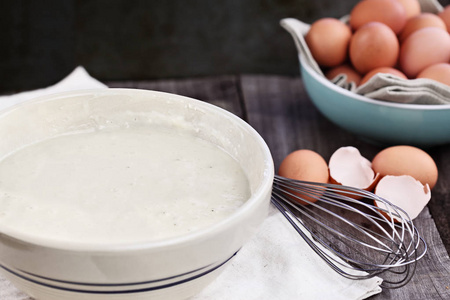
[{"xmin": 1, "ymin": 0, "xmax": 449, "ymax": 93}]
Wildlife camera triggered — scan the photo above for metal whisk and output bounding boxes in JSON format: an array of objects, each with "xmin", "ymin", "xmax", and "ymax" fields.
[{"xmin": 271, "ymin": 175, "xmax": 427, "ymax": 289}]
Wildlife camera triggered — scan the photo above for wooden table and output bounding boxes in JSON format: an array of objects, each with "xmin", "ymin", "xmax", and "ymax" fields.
[
  {"xmin": 111, "ymin": 75, "xmax": 450, "ymax": 299},
  {"xmin": 1, "ymin": 75, "xmax": 449, "ymax": 299}
]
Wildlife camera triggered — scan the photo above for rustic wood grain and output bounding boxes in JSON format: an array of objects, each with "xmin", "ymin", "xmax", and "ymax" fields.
[
  {"xmin": 427, "ymin": 145, "xmax": 450, "ymax": 253},
  {"xmin": 240, "ymin": 74, "xmax": 450, "ymax": 300}
]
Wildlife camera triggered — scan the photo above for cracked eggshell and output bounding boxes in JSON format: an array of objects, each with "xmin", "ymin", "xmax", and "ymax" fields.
[
  {"xmin": 329, "ymin": 146, "xmax": 380, "ymax": 194},
  {"xmin": 374, "ymin": 175, "xmax": 431, "ymax": 221}
]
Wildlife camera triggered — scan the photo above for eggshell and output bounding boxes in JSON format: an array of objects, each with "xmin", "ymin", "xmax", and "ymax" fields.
[
  {"xmin": 305, "ymin": 18, "xmax": 352, "ymax": 67},
  {"xmin": 360, "ymin": 67, "xmax": 407, "ymax": 86},
  {"xmin": 396, "ymin": 0, "xmax": 421, "ymax": 19},
  {"xmin": 399, "ymin": 13, "xmax": 447, "ymax": 42},
  {"xmin": 417, "ymin": 63, "xmax": 450, "ymax": 86},
  {"xmin": 350, "ymin": 0, "xmax": 407, "ymax": 34},
  {"xmin": 325, "ymin": 64, "xmax": 362, "ymax": 85},
  {"xmin": 278, "ymin": 149, "xmax": 329, "ymax": 205},
  {"xmin": 372, "ymin": 145, "xmax": 438, "ymax": 189},
  {"xmin": 374, "ymin": 175, "xmax": 431, "ymax": 221},
  {"xmin": 349, "ymin": 22, "xmax": 399, "ymax": 74},
  {"xmin": 328, "ymin": 146, "xmax": 380, "ymax": 196},
  {"xmin": 438, "ymin": 5, "xmax": 450, "ymax": 33},
  {"xmin": 399, "ymin": 27, "xmax": 450, "ymax": 78}
]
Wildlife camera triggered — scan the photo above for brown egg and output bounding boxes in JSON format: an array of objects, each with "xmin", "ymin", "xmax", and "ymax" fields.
[
  {"xmin": 278, "ymin": 149, "xmax": 329, "ymax": 205},
  {"xmin": 350, "ymin": 0, "xmax": 407, "ymax": 34},
  {"xmin": 438, "ymin": 5, "xmax": 450, "ymax": 33},
  {"xmin": 360, "ymin": 67, "xmax": 407, "ymax": 85},
  {"xmin": 350, "ymin": 22, "xmax": 399, "ymax": 74},
  {"xmin": 372, "ymin": 145, "xmax": 438, "ymax": 189},
  {"xmin": 396, "ymin": 0, "xmax": 421, "ymax": 19},
  {"xmin": 325, "ymin": 64, "xmax": 362, "ymax": 85},
  {"xmin": 399, "ymin": 13, "xmax": 447, "ymax": 42},
  {"xmin": 399, "ymin": 27, "xmax": 450, "ymax": 78},
  {"xmin": 305, "ymin": 18, "xmax": 352, "ymax": 67},
  {"xmin": 417, "ymin": 63, "xmax": 450, "ymax": 86}
]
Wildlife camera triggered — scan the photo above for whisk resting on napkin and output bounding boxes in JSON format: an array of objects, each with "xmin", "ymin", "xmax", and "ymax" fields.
[{"xmin": 271, "ymin": 175, "xmax": 427, "ymax": 289}]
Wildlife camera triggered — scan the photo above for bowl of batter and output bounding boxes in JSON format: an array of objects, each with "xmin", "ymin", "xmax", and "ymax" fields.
[{"xmin": 0, "ymin": 89, "xmax": 274, "ymax": 300}]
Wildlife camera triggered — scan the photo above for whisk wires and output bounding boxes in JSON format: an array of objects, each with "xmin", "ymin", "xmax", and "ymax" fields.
[{"xmin": 272, "ymin": 175, "xmax": 427, "ymax": 289}]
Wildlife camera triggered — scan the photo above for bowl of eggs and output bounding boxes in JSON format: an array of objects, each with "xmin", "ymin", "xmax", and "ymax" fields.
[
  {"xmin": 0, "ymin": 89, "xmax": 274, "ymax": 300},
  {"xmin": 282, "ymin": 0, "xmax": 450, "ymax": 147}
]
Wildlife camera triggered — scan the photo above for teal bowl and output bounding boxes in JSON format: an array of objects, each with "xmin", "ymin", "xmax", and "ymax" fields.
[{"xmin": 299, "ymin": 55, "xmax": 450, "ymax": 148}]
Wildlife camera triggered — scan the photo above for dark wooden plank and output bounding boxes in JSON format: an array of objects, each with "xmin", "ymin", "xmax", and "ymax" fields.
[
  {"xmin": 240, "ymin": 74, "xmax": 383, "ymax": 167},
  {"xmin": 427, "ymin": 146, "xmax": 450, "ymax": 254},
  {"xmin": 240, "ymin": 74, "xmax": 450, "ymax": 300}
]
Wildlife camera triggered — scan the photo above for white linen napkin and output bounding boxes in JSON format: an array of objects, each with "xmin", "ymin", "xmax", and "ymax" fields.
[
  {"xmin": 193, "ymin": 206, "xmax": 382, "ymax": 300},
  {"xmin": 0, "ymin": 67, "xmax": 382, "ymax": 299}
]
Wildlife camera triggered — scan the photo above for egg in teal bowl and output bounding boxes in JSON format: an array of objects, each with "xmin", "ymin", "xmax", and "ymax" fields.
[{"xmin": 299, "ymin": 55, "xmax": 450, "ymax": 148}]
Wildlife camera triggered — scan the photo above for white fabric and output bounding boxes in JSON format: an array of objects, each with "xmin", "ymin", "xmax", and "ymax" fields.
[
  {"xmin": 0, "ymin": 67, "xmax": 382, "ymax": 300},
  {"xmin": 193, "ymin": 206, "xmax": 382, "ymax": 300}
]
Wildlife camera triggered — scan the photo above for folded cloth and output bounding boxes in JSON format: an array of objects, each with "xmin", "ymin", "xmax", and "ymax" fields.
[
  {"xmin": 330, "ymin": 74, "xmax": 357, "ymax": 91},
  {"xmin": 355, "ymin": 74, "xmax": 450, "ymax": 104},
  {"xmin": 280, "ymin": 0, "xmax": 450, "ymax": 105},
  {"xmin": 0, "ymin": 67, "xmax": 382, "ymax": 300},
  {"xmin": 280, "ymin": 18, "xmax": 323, "ymax": 77},
  {"xmin": 418, "ymin": 0, "xmax": 443, "ymax": 13}
]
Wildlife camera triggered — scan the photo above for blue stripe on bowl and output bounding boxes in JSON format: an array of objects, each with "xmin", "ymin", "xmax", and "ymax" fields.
[
  {"xmin": 0, "ymin": 251, "xmax": 237, "ymax": 294},
  {"xmin": 20, "ymin": 261, "xmax": 214, "ymax": 287}
]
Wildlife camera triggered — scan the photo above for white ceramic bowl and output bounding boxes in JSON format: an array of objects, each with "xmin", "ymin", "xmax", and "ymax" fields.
[{"xmin": 0, "ymin": 89, "xmax": 274, "ymax": 300}]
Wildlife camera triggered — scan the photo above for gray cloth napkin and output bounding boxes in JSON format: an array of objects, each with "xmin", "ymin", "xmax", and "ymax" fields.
[
  {"xmin": 356, "ymin": 74, "xmax": 450, "ymax": 104},
  {"xmin": 418, "ymin": 0, "xmax": 443, "ymax": 13},
  {"xmin": 280, "ymin": 18, "xmax": 323, "ymax": 76},
  {"xmin": 0, "ymin": 67, "xmax": 383, "ymax": 300},
  {"xmin": 281, "ymin": 0, "xmax": 449, "ymax": 105}
]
